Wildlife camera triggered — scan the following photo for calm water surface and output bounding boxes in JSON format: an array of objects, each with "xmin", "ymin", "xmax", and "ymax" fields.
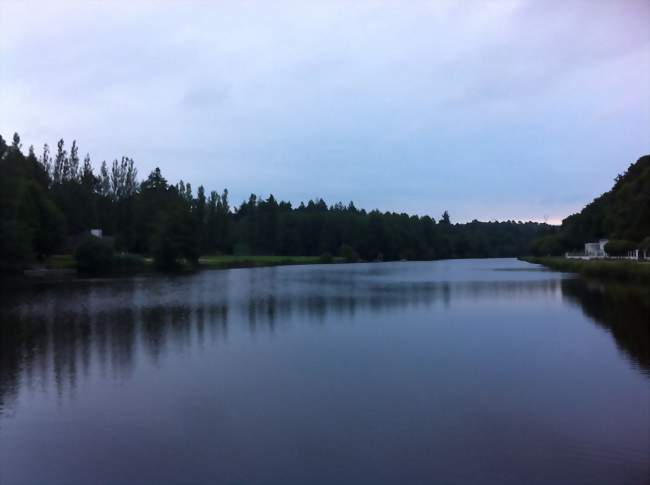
[{"xmin": 1, "ymin": 258, "xmax": 648, "ymax": 484}]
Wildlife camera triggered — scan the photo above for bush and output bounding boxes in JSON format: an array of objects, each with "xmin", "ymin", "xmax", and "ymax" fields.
[
  {"xmin": 604, "ymin": 240, "xmax": 637, "ymax": 256},
  {"xmin": 319, "ymin": 252, "xmax": 333, "ymax": 264},
  {"xmin": 530, "ymin": 234, "xmax": 565, "ymax": 256},
  {"xmin": 75, "ymin": 237, "xmax": 114, "ymax": 275},
  {"xmin": 520, "ymin": 256, "xmax": 650, "ymax": 284},
  {"xmin": 113, "ymin": 253, "xmax": 146, "ymax": 272},
  {"xmin": 153, "ymin": 209, "xmax": 200, "ymax": 270},
  {"xmin": 338, "ymin": 244, "xmax": 359, "ymax": 263},
  {"xmin": 639, "ymin": 236, "xmax": 650, "ymax": 253}
]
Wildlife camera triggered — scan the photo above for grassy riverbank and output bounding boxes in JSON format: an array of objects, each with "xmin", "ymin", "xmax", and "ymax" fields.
[
  {"xmin": 199, "ymin": 255, "xmax": 336, "ymax": 269},
  {"xmin": 45, "ymin": 254, "xmax": 77, "ymax": 269},
  {"xmin": 520, "ymin": 256, "xmax": 650, "ymax": 284},
  {"xmin": 24, "ymin": 254, "xmax": 336, "ymax": 277}
]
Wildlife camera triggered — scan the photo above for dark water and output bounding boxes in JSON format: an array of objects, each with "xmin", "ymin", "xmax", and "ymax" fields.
[{"xmin": 1, "ymin": 259, "xmax": 648, "ymax": 485}]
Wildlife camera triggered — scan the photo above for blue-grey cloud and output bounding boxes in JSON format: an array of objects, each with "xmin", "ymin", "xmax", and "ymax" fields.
[{"xmin": 1, "ymin": 0, "xmax": 648, "ymax": 223}]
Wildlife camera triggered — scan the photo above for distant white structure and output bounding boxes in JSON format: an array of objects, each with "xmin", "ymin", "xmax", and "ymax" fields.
[
  {"xmin": 566, "ymin": 239, "xmax": 608, "ymax": 260},
  {"xmin": 90, "ymin": 228, "xmax": 103, "ymax": 238},
  {"xmin": 565, "ymin": 239, "xmax": 642, "ymax": 260},
  {"xmin": 584, "ymin": 239, "xmax": 608, "ymax": 257}
]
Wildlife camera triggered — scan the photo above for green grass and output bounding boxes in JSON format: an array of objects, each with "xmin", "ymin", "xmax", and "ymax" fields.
[
  {"xmin": 199, "ymin": 255, "xmax": 333, "ymax": 269},
  {"xmin": 520, "ymin": 256, "xmax": 650, "ymax": 284},
  {"xmin": 45, "ymin": 254, "xmax": 76, "ymax": 270},
  {"xmin": 41, "ymin": 254, "xmax": 338, "ymax": 274}
]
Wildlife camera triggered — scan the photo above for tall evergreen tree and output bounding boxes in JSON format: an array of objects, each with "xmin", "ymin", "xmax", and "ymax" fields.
[
  {"xmin": 81, "ymin": 153, "xmax": 95, "ymax": 190},
  {"xmin": 99, "ymin": 161, "xmax": 110, "ymax": 197},
  {"xmin": 11, "ymin": 132, "xmax": 21, "ymax": 150},
  {"xmin": 53, "ymin": 139, "xmax": 66, "ymax": 184},
  {"xmin": 67, "ymin": 140, "xmax": 80, "ymax": 181},
  {"xmin": 40, "ymin": 143, "xmax": 51, "ymax": 183}
]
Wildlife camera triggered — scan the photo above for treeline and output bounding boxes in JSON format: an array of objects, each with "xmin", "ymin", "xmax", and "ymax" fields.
[
  {"xmin": 530, "ymin": 155, "xmax": 650, "ymax": 256},
  {"xmin": 1, "ymin": 132, "xmax": 555, "ymax": 272}
]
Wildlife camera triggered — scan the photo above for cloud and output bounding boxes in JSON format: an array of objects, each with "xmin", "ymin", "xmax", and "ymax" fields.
[{"xmin": 1, "ymin": 0, "xmax": 648, "ymax": 221}]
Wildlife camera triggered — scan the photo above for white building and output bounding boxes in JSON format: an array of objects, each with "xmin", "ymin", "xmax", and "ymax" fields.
[
  {"xmin": 566, "ymin": 239, "xmax": 608, "ymax": 259},
  {"xmin": 584, "ymin": 239, "xmax": 608, "ymax": 257}
]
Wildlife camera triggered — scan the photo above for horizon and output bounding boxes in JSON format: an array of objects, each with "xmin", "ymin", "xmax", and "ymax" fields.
[
  {"xmin": 5, "ymin": 129, "xmax": 649, "ymax": 226},
  {"xmin": 1, "ymin": 0, "xmax": 649, "ymax": 224},
  {"xmin": 7, "ymin": 128, "xmax": 624, "ymax": 226}
]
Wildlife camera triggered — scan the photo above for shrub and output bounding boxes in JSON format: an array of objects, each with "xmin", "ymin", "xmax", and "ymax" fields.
[
  {"xmin": 75, "ymin": 237, "xmax": 114, "ymax": 275},
  {"xmin": 530, "ymin": 234, "xmax": 565, "ymax": 256},
  {"xmin": 520, "ymin": 256, "xmax": 650, "ymax": 284},
  {"xmin": 153, "ymin": 209, "xmax": 199, "ymax": 270},
  {"xmin": 338, "ymin": 244, "xmax": 359, "ymax": 263},
  {"xmin": 639, "ymin": 237, "xmax": 650, "ymax": 259},
  {"xmin": 113, "ymin": 253, "xmax": 146, "ymax": 272},
  {"xmin": 604, "ymin": 240, "xmax": 637, "ymax": 256},
  {"xmin": 319, "ymin": 252, "xmax": 333, "ymax": 264}
]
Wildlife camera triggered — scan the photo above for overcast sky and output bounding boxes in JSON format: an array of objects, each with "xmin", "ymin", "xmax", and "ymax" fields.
[{"xmin": 1, "ymin": 0, "xmax": 648, "ymax": 223}]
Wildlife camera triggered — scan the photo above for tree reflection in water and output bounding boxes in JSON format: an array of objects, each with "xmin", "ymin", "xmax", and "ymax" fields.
[
  {"xmin": 1, "ymin": 266, "xmax": 648, "ymax": 417},
  {"xmin": 561, "ymin": 278, "xmax": 649, "ymax": 376}
]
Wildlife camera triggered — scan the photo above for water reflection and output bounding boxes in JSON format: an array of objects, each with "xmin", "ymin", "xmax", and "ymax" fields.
[
  {"xmin": 0, "ymin": 270, "xmax": 535, "ymax": 410},
  {"xmin": 561, "ymin": 278, "xmax": 650, "ymax": 376},
  {"xmin": 2, "ymin": 263, "xmax": 648, "ymax": 417},
  {"xmin": 1, "ymin": 260, "xmax": 649, "ymax": 485}
]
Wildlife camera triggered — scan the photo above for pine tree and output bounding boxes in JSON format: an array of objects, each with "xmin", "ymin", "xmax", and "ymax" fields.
[
  {"xmin": 207, "ymin": 191, "xmax": 220, "ymax": 250},
  {"xmin": 81, "ymin": 153, "xmax": 95, "ymax": 190},
  {"xmin": 68, "ymin": 140, "xmax": 80, "ymax": 181},
  {"xmin": 99, "ymin": 161, "xmax": 110, "ymax": 197},
  {"xmin": 110, "ymin": 159, "xmax": 121, "ymax": 199},
  {"xmin": 0, "ymin": 134, "xmax": 7, "ymax": 159},
  {"xmin": 124, "ymin": 157, "xmax": 138, "ymax": 197},
  {"xmin": 53, "ymin": 139, "xmax": 66, "ymax": 184},
  {"xmin": 107, "ymin": 157, "xmax": 138, "ymax": 200},
  {"xmin": 11, "ymin": 132, "xmax": 21, "ymax": 150},
  {"xmin": 218, "ymin": 188, "xmax": 230, "ymax": 251},
  {"xmin": 40, "ymin": 143, "xmax": 51, "ymax": 181}
]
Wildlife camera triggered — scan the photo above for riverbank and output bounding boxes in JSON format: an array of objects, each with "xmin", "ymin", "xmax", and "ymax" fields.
[
  {"xmin": 198, "ymin": 255, "xmax": 340, "ymax": 269},
  {"xmin": 520, "ymin": 256, "xmax": 650, "ymax": 284},
  {"xmin": 17, "ymin": 254, "xmax": 341, "ymax": 279}
]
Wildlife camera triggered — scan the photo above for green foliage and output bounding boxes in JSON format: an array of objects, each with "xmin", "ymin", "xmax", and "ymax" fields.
[
  {"xmin": 153, "ymin": 208, "xmax": 199, "ymax": 270},
  {"xmin": 112, "ymin": 253, "xmax": 147, "ymax": 272},
  {"xmin": 521, "ymin": 257, "xmax": 650, "ymax": 284},
  {"xmin": 0, "ymin": 219, "xmax": 32, "ymax": 273},
  {"xmin": 319, "ymin": 252, "xmax": 333, "ymax": 264},
  {"xmin": 19, "ymin": 181, "xmax": 65, "ymax": 257},
  {"xmin": 46, "ymin": 255, "xmax": 76, "ymax": 269},
  {"xmin": 604, "ymin": 240, "xmax": 637, "ymax": 256},
  {"xmin": 1, "ymin": 130, "xmax": 581, "ymax": 275},
  {"xmin": 529, "ymin": 234, "xmax": 564, "ymax": 256},
  {"xmin": 638, "ymin": 237, "xmax": 650, "ymax": 251},
  {"xmin": 75, "ymin": 237, "xmax": 114, "ymax": 275},
  {"xmin": 528, "ymin": 155, "xmax": 650, "ymax": 254},
  {"xmin": 0, "ymin": 134, "xmax": 63, "ymax": 271},
  {"xmin": 559, "ymin": 156, "xmax": 650, "ymax": 249},
  {"xmin": 338, "ymin": 244, "xmax": 360, "ymax": 262},
  {"xmin": 199, "ymin": 255, "xmax": 321, "ymax": 269}
]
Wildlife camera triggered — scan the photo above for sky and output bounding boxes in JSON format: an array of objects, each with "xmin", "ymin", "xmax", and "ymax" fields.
[{"xmin": 1, "ymin": 0, "xmax": 649, "ymax": 224}]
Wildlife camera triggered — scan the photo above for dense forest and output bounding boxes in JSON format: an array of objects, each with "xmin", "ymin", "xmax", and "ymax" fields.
[
  {"xmin": 1, "ymin": 132, "xmax": 556, "ymax": 272},
  {"xmin": 530, "ymin": 155, "xmax": 650, "ymax": 256}
]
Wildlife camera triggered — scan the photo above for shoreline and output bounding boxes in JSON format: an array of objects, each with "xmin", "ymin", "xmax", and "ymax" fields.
[
  {"xmin": 198, "ymin": 255, "xmax": 336, "ymax": 269},
  {"xmin": 19, "ymin": 256, "xmax": 649, "ymax": 283},
  {"xmin": 519, "ymin": 256, "xmax": 650, "ymax": 285},
  {"xmin": 12, "ymin": 254, "xmax": 344, "ymax": 281}
]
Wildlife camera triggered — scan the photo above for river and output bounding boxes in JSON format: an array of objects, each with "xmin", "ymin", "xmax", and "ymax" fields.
[{"xmin": 1, "ymin": 258, "xmax": 648, "ymax": 484}]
